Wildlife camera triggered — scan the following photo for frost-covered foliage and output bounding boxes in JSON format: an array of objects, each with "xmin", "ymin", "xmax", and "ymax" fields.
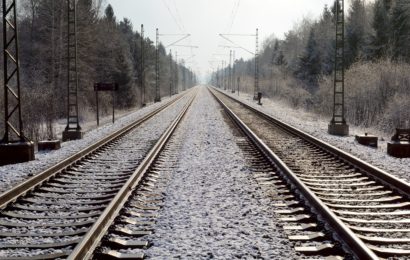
[
  {"xmin": 213, "ymin": 0, "xmax": 410, "ymax": 134},
  {"xmin": 317, "ymin": 60, "xmax": 410, "ymax": 133},
  {"xmin": 0, "ymin": 1, "xmax": 196, "ymax": 141}
]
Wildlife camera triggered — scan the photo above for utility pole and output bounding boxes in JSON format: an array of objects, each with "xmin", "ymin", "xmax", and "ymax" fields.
[
  {"xmin": 218, "ymin": 29, "xmax": 259, "ymax": 98},
  {"xmin": 0, "ymin": 0, "xmax": 35, "ymax": 165},
  {"xmin": 221, "ymin": 61, "xmax": 224, "ymax": 89},
  {"xmin": 154, "ymin": 28, "xmax": 161, "ymax": 102},
  {"xmin": 181, "ymin": 60, "xmax": 186, "ymax": 91},
  {"xmin": 223, "ymin": 61, "xmax": 227, "ymax": 90},
  {"xmin": 63, "ymin": 0, "xmax": 83, "ymax": 141},
  {"xmin": 175, "ymin": 51, "xmax": 179, "ymax": 94},
  {"xmin": 254, "ymin": 28, "xmax": 259, "ymax": 100},
  {"xmin": 169, "ymin": 49, "xmax": 173, "ymax": 96},
  {"xmin": 237, "ymin": 77, "xmax": 240, "ymax": 95},
  {"xmin": 229, "ymin": 50, "xmax": 232, "ymax": 92},
  {"xmin": 328, "ymin": 0, "xmax": 349, "ymax": 136},
  {"xmin": 216, "ymin": 65, "xmax": 220, "ymax": 88},
  {"xmin": 140, "ymin": 24, "xmax": 146, "ymax": 106},
  {"xmin": 232, "ymin": 50, "xmax": 236, "ymax": 93}
]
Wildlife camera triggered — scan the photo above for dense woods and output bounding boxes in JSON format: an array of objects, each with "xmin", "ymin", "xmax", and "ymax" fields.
[
  {"xmin": 213, "ymin": 0, "xmax": 410, "ymax": 134},
  {"xmin": 0, "ymin": 0, "xmax": 196, "ymax": 141}
]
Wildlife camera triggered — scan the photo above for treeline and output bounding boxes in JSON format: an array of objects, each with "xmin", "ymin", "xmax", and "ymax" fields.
[
  {"xmin": 214, "ymin": 0, "xmax": 410, "ymax": 133},
  {"xmin": 0, "ymin": 0, "xmax": 196, "ymax": 141}
]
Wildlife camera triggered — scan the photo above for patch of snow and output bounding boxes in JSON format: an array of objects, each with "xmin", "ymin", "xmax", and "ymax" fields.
[
  {"xmin": 145, "ymin": 86, "xmax": 296, "ymax": 259},
  {"xmin": 0, "ymin": 93, "xmax": 188, "ymax": 194},
  {"xmin": 221, "ymin": 89, "xmax": 410, "ymax": 183}
]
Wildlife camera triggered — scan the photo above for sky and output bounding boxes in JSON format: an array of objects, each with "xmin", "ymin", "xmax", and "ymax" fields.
[{"xmin": 107, "ymin": 0, "xmax": 351, "ymax": 81}]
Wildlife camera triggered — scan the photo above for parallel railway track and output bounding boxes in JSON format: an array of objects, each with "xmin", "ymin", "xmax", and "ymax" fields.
[
  {"xmin": 0, "ymin": 90, "xmax": 196, "ymax": 259},
  {"xmin": 210, "ymin": 87, "xmax": 410, "ymax": 260}
]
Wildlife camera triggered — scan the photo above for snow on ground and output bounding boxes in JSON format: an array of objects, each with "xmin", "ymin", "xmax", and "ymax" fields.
[
  {"xmin": 146, "ymin": 86, "xmax": 296, "ymax": 259},
  {"xmin": 0, "ymin": 93, "xmax": 188, "ymax": 194},
  {"xmin": 221, "ymin": 88, "xmax": 410, "ymax": 183}
]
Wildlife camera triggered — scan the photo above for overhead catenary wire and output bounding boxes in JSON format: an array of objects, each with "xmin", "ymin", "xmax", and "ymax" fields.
[
  {"xmin": 228, "ymin": 0, "xmax": 241, "ymax": 33},
  {"xmin": 172, "ymin": 0, "xmax": 186, "ymax": 32},
  {"xmin": 161, "ymin": 0, "xmax": 184, "ymax": 33}
]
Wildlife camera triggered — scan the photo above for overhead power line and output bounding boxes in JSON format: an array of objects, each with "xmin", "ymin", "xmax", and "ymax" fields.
[{"xmin": 162, "ymin": 0, "xmax": 184, "ymax": 32}]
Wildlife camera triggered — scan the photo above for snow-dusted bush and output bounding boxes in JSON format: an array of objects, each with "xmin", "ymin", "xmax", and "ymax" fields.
[{"xmin": 317, "ymin": 60, "xmax": 410, "ymax": 133}]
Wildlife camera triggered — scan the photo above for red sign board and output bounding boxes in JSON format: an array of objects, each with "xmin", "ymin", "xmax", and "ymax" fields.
[{"xmin": 94, "ymin": 82, "xmax": 119, "ymax": 91}]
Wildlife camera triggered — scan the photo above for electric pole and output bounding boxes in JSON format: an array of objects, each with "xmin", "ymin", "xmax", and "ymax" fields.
[
  {"xmin": 0, "ymin": 0, "xmax": 35, "ymax": 165},
  {"xmin": 328, "ymin": 0, "xmax": 349, "ymax": 136},
  {"xmin": 155, "ymin": 28, "xmax": 161, "ymax": 102},
  {"xmin": 229, "ymin": 50, "xmax": 232, "ymax": 92},
  {"xmin": 175, "ymin": 51, "xmax": 179, "ymax": 94},
  {"xmin": 169, "ymin": 49, "xmax": 173, "ymax": 96},
  {"xmin": 140, "ymin": 24, "xmax": 146, "ymax": 106},
  {"xmin": 63, "ymin": 0, "xmax": 83, "ymax": 141},
  {"xmin": 254, "ymin": 28, "xmax": 259, "ymax": 99},
  {"xmin": 232, "ymin": 50, "xmax": 236, "ymax": 93}
]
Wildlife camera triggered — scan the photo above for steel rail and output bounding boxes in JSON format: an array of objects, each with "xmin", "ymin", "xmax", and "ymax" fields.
[
  {"xmin": 209, "ymin": 88, "xmax": 379, "ymax": 260},
  {"xmin": 68, "ymin": 89, "xmax": 197, "ymax": 260},
  {"xmin": 212, "ymin": 88, "xmax": 410, "ymax": 198},
  {"xmin": 0, "ymin": 92, "xmax": 190, "ymax": 209}
]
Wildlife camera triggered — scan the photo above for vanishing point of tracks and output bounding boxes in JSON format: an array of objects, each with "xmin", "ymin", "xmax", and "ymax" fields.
[
  {"xmin": 210, "ymin": 87, "xmax": 410, "ymax": 260},
  {"xmin": 0, "ymin": 89, "xmax": 197, "ymax": 259},
  {"xmin": 0, "ymin": 86, "xmax": 408, "ymax": 260}
]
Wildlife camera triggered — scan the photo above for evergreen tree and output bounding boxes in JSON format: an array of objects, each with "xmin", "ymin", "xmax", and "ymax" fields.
[
  {"xmin": 316, "ymin": 5, "xmax": 335, "ymax": 75},
  {"xmin": 371, "ymin": 0, "xmax": 390, "ymax": 59},
  {"xmin": 105, "ymin": 4, "xmax": 115, "ymax": 22},
  {"xmin": 295, "ymin": 29, "xmax": 322, "ymax": 90},
  {"xmin": 391, "ymin": 0, "xmax": 410, "ymax": 61},
  {"xmin": 346, "ymin": 0, "xmax": 367, "ymax": 65},
  {"xmin": 271, "ymin": 40, "xmax": 280, "ymax": 66}
]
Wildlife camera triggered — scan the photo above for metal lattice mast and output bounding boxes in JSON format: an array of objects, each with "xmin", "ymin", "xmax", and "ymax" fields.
[
  {"xmin": 221, "ymin": 61, "xmax": 224, "ymax": 89},
  {"xmin": 329, "ymin": 0, "xmax": 349, "ymax": 135},
  {"xmin": 169, "ymin": 49, "xmax": 173, "ymax": 96},
  {"xmin": 254, "ymin": 28, "xmax": 259, "ymax": 99},
  {"xmin": 1, "ymin": 0, "xmax": 26, "ymax": 143},
  {"xmin": 175, "ymin": 51, "xmax": 178, "ymax": 94},
  {"xmin": 223, "ymin": 61, "xmax": 227, "ymax": 90},
  {"xmin": 140, "ymin": 24, "xmax": 145, "ymax": 105},
  {"xmin": 229, "ymin": 50, "xmax": 232, "ymax": 91},
  {"xmin": 155, "ymin": 28, "xmax": 161, "ymax": 102},
  {"xmin": 332, "ymin": 0, "xmax": 345, "ymax": 124},
  {"xmin": 182, "ymin": 63, "xmax": 186, "ymax": 91},
  {"xmin": 216, "ymin": 65, "xmax": 219, "ymax": 88},
  {"xmin": 65, "ymin": 0, "xmax": 81, "ymax": 132},
  {"xmin": 232, "ymin": 50, "xmax": 236, "ymax": 93}
]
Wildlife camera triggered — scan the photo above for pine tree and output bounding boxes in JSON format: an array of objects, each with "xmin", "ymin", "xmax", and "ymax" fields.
[
  {"xmin": 346, "ymin": 0, "xmax": 367, "ymax": 65},
  {"xmin": 371, "ymin": 0, "xmax": 390, "ymax": 59},
  {"xmin": 316, "ymin": 5, "xmax": 335, "ymax": 75},
  {"xmin": 391, "ymin": 0, "xmax": 410, "ymax": 62},
  {"xmin": 296, "ymin": 29, "xmax": 322, "ymax": 90}
]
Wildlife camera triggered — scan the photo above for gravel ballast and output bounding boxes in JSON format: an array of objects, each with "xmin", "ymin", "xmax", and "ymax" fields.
[{"xmin": 145, "ymin": 87, "xmax": 296, "ymax": 259}]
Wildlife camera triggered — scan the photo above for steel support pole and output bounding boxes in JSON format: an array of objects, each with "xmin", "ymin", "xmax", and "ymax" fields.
[
  {"xmin": 155, "ymin": 28, "xmax": 161, "ymax": 102},
  {"xmin": 175, "ymin": 52, "xmax": 178, "ymax": 94},
  {"xmin": 0, "ymin": 0, "xmax": 34, "ymax": 165},
  {"xmin": 140, "ymin": 24, "xmax": 145, "ymax": 106},
  {"xmin": 63, "ymin": 0, "xmax": 83, "ymax": 141},
  {"xmin": 328, "ymin": 0, "xmax": 349, "ymax": 136},
  {"xmin": 1, "ymin": 0, "xmax": 25, "ymax": 143},
  {"xmin": 169, "ymin": 49, "xmax": 173, "ymax": 96},
  {"xmin": 254, "ymin": 28, "xmax": 259, "ymax": 100},
  {"xmin": 232, "ymin": 50, "xmax": 236, "ymax": 93}
]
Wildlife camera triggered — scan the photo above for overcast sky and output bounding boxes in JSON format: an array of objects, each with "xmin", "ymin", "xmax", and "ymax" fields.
[{"xmin": 107, "ymin": 0, "xmax": 350, "ymax": 80}]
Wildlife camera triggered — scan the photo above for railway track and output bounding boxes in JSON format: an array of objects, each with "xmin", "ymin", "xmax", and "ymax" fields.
[
  {"xmin": 0, "ymin": 90, "xmax": 197, "ymax": 259},
  {"xmin": 210, "ymin": 87, "xmax": 410, "ymax": 260}
]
